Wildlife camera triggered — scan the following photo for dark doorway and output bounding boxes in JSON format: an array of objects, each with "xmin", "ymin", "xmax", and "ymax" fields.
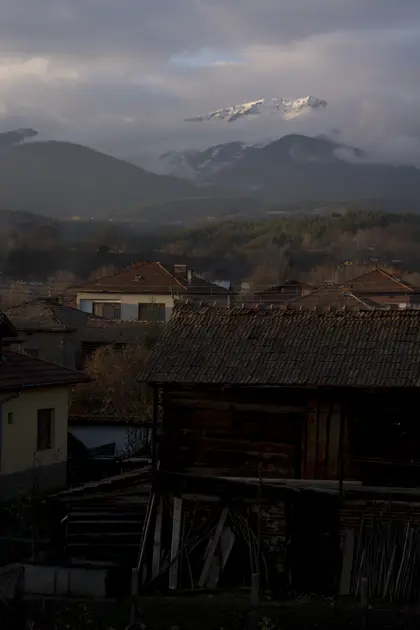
[{"xmin": 287, "ymin": 493, "xmax": 340, "ymax": 594}]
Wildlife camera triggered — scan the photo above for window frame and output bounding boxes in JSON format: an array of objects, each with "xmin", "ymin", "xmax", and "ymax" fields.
[
  {"xmin": 138, "ymin": 302, "xmax": 166, "ymax": 323},
  {"xmin": 92, "ymin": 301, "xmax": 121, "ymax": 320},
  {"xmin": 37, "ymin": 408, "xmax": 55, "ymax": 451}
]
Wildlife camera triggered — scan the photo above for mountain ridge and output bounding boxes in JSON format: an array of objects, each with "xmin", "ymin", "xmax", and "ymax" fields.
[
  {"xmin": 0, "ymin": 132, "xmax": 230, "ymax": 218},
  {"xmin": 185, "ymin": 95, "xmax": 327, "ymax": 123},
  {"xmin": 157, "ymin": 134, "xmax": 420, "ymax": 204}
]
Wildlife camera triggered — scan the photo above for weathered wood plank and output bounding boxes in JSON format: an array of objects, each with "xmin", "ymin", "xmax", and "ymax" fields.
[
  {"xmin": 198, "ymin": 507, "xmax": 228, "ymax": 588},
  {"xmin": 151, "ymin": 497, "xmax": 163, "ymax": 580},
  {"xmin": 339, "ymin": 528, "xmax": 355, "ymax": 595},
  {"xmin": 305, "ymin": 400, "xmax": 318, "ymax": 478},
  {"xmin": 169, "ymin": 497, "xmax": 182, "ymax": 590}
]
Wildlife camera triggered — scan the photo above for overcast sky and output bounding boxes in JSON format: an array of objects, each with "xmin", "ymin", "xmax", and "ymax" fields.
[{"xmin": 0, "ymin": 1, "xmax": 420, "ymax": 160}]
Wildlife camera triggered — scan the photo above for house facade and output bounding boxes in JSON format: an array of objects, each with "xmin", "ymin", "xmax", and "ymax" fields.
[
  {"xmin": 74, "ymin": 261, "xmax": 232, "ymax": 322},
  {"xmin": 0, "ymin": 314, "xmax": 88, "ymax": 500},
  {"xmin": 5, "ymin": 298, "xmax": 157, "ymax": 370}
]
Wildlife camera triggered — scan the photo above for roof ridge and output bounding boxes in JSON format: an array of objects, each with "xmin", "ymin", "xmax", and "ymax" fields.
[
  {"xmin": 46, "ymin": 304, "xmax": 71, "ymax": 329},
  {"xmin": 378, "ymin": 267, "xmax": 413, "ymax": 290},
  {"xmin": 156, "ymin": 261, "xmax": 186, "ymax": 290}
]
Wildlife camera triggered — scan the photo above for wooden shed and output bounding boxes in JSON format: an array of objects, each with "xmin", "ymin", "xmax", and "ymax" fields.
[{"xmin": 140, "ymin": 303, "xmax": 420, "ymax": 488}]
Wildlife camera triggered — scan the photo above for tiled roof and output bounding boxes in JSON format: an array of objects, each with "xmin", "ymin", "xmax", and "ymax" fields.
[
  {"xmin": 255, "ymin": 280, "xmax": 315, "ymax": 297},
  {"xmin": 0, "ymin": 349, "xmax": 89, "ymax": 391},
  {"xmin": 139, "ymin": 303, "xmax": 420, "ymax": 388},
  {"xmin": 73, "ymin": 261, "xmax": 229, "ymax": 295},
  {"xmin": 286, "ymin": 287, "xmax": 377, "ymax": 309},
  {"xmin": 5, "ymin": 299, "xmax": 70, "ymax": 331},
  {"xmin": 345, "ymin": 268, "xmax": 415, "ymax": 294},
  {"xmin": 5, "ymin": 298, "xmax": 151, "ymax": 343}
]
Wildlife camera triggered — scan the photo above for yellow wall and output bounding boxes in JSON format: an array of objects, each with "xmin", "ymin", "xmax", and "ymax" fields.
[{"xmin": 0, "ymin": 387, "xmax": 70, "ymax": 476}]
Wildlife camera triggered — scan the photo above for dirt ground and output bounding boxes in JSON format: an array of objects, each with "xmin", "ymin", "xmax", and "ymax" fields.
[{"xmin": 2, "ymin": 593, "xmax": 420, "ymax": 630}]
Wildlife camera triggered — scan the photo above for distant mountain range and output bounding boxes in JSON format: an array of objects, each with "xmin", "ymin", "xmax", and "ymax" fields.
[
  {"xmin": 0, "ymin": 130, "xmax": 226, "ymax": 219},
  {"xmin": 185, "ymin": 95, "xmax": 327, "ymax": 123},
  {"xmin": 2, "ymin": 127, "xmax": 420, "ymax": 222},
  {"xmin": 158, "ymin": 134, "xmax": 420, "ymax": 204}
]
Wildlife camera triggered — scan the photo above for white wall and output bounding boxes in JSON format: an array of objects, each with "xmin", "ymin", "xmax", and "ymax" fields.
[{"xmin": 77, "ymin": 292, "xmax": 175, "ymax": 322}]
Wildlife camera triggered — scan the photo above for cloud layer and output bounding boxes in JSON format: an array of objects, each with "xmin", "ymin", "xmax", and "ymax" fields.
[{"xmin": 1, "ymin": 1, "xmax": 420, "ymax": 160}]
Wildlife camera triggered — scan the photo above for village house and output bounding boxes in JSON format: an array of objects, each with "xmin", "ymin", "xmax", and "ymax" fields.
[
  {"xmin": 286, "ymin": 286, "xmax": 378, "ymax": 309},
  {"xmin": 74, "ymin": 261, "xmax": 232, "ymax": 322},
  {"xmin": 343, "ymin": 267, "xmax": 420, "ymax": 308},
  {"xmin": 254, "ymin": 279, "xmax": 315, "ymax": 305},
  {"xmin": 5, "ymin": 297, "xmax": 159, "ymax": 369},
  {"xmin": 135, "ymin": 304, "xmax": 420, "ymax": 596},
  {"xmin": 0, "ymin": 314, "xmax": 88, "ymax": 501}
]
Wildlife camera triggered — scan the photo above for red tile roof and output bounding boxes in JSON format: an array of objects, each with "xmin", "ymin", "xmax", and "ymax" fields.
[
  {"xmin": 0, "ymin": 349, "xmax": 89, "ymax": 391},
  {"xmin": 345, "ymin": 268, "xmax": 415, "ymax": 293},
  {"xmin": 286, "ymin": 287, "xmax": 377, "ymax": 309},
  {"xmin": 73, "ymin": 261, "xmax": 229, "ymax": 295}
]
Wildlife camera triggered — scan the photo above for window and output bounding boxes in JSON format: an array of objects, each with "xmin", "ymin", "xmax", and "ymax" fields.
[
  {"xmin": 93, "ymin": 302, "xmax": 121, "ymax": 320},
  {"xmin": 7, "ymin": 412, "xmax": 13, "ymax": 425},
  {"xmin": 138, "ymin": 303, "xmax": 166, "ymax": 322},
  {"xmin": 37, "ymin": 408, "xmax": 55, "ymax": 451}
]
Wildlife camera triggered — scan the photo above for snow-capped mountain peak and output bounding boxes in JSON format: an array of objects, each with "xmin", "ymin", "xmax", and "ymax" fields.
[{"xmin": 184, "ymin": 95, "xmax": 327, "ymax": 123}]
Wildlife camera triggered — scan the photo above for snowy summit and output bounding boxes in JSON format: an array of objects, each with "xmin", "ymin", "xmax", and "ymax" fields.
[{"xmin": 184, "ymin": 96, "xmax": 327, "ymax": 123}]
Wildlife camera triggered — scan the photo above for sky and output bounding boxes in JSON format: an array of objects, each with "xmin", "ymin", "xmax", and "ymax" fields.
[{"xmin": 0, "ymin": 1, "xmax": 420, "ymax": 161}]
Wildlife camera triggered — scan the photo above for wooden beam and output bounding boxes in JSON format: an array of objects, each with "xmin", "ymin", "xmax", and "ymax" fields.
[
  {"xmin": 198, "ymin": 507, "xmax": 228, "ymax": 588},
  {"xmin": 151, "ymin": 497, "xmax": 163, "ymax": 580},
  {"xmin": 339, "ymin": 528, "xmax": 355, "ymax": 595},
  {"xmin": 169, "ymin": 497, "xmax": 183, "ymax": 590},
  {"xmin": 151, "ymin": 385, "xmax": 159, "ymax": 478}
]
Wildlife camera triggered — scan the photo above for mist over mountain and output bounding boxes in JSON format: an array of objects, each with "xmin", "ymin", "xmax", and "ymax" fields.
[
  {"xmin": 155, "ymin": 133, "xmax": 420, "ymax": 204},
  {"xmin": 2, "ymin": 124, "xmax": 420, "ymax": 223}
]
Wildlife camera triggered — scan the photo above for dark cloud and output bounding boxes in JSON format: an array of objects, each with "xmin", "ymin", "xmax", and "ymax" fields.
[{"xmin": 0, "ymin": 1, "xmax": 420, "ymax": 161}]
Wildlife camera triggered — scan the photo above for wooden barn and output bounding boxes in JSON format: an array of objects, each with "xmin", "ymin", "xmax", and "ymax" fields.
[
  {"xmin": 136, "ymin": 304, "xmax": 420, "ymax": 598},
  {"xmin": 140, "ymin": 303, "xmax": 420, "ymax": 488}
]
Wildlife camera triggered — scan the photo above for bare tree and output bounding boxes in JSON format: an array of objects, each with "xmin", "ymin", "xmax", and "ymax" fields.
[{"xmin": 72, "ymin": 344, "xmax": 152, "ymax": 419}]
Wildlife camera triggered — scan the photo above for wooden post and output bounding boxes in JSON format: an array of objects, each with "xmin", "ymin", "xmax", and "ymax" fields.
[
  {"xmin": 169, "ymin": 497, "xmax": 183, "ymax": 590},
  {"xmin": 339, "ymin": 528, "xmax": 355, "ymax": 595},
  {"xmin": 151, "ymin": 496, "xmax": 164, "ymax": 580},
  {"xmin": 129, "ymin": 568, "xmax": 139, "ymax": 625},
  {"xmin": 198, "ymin": 507, "xmax": 228, "ymax": 588},
  {"xmin": 339, "ymin": 405, "xmax": 345, "ymax": 497},
  {"xmin": 360, "ymin": 576, "xmax": 369, "ymax": 628},
  {"xmin": 151, "ymin": 385, "xmax": 159, "ymax": 479}
]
